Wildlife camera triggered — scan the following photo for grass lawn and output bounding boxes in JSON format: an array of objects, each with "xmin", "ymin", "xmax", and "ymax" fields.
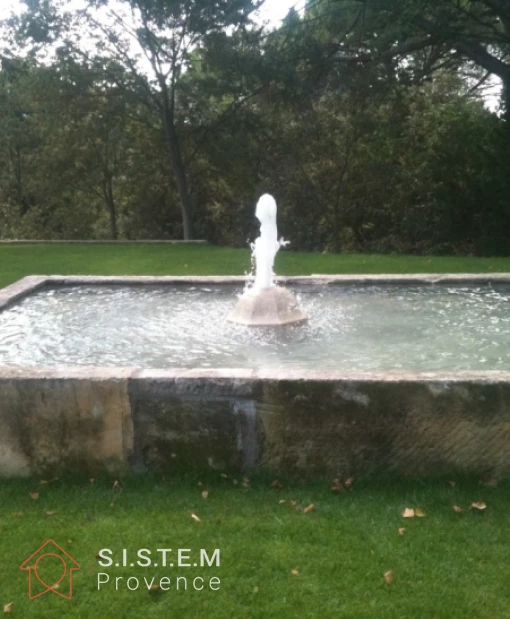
[
  {"xmin": 2, "ymin": 243, "xmax": 510, "ymax": 617},
  {"xmin": 2, "ymin": 243, "xmax": 510, "ymax": 289},
  {"xmin": 1, "ymin": 474, "xmax": 509, "ymax": 619}
]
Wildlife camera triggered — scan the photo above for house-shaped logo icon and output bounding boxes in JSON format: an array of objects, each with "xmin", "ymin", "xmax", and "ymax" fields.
[{"xmin": 20, "ymin": 539, "xmax": 81, "ymax": 599}]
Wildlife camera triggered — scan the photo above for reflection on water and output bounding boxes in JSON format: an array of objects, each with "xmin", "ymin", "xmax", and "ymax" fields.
[{"xmin": 1, "ymin": 284, "xmax": 510, "ymax": 371}]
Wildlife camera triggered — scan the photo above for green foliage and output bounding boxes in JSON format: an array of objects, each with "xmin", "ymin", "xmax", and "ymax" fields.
[{"xmin": 0, "ymin": 0, "xmax": 509, "ymax": 254}]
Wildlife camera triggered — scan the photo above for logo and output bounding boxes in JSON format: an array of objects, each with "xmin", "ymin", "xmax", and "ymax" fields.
[{"xmin": 20, "ymin": 540, "xmax": 81, "ymax": 599}]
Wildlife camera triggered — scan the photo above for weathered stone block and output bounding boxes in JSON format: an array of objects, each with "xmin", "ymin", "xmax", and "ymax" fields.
[
  {"xmin": 129, "ymin": 373, "xmax": 262, "ymax": 472},
  {"xmin": 258, "ymin": 377, "xmax": 510, "ymax": 478},
  {"xmin": 0, "ymin": 369, "xmax": 133, "ymax": 477}
]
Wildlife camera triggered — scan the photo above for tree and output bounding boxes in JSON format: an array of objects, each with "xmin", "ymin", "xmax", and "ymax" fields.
[
  {"xmin": 305, "ymin": 0, "xmax": 510, "ymax": 114},
  {"xmin": 1, "ymin": 0, "xmax": 510, "ymax": 255},
  {"xmin": 58, "ymin": 70, "xmax": 130, "ymax": 240},
  {"xmin": 9, "ymin": 0, "xmax": 264, "ymax": 239}
]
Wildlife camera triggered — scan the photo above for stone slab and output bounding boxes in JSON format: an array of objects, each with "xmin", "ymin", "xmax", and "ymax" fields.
[
  {"xmin": 128, "ymin": 374, "xmax": 262, "ymax": 473},
  {"xmin": 258, "ymin": 377, "xmax": 510, "ymax": 478},
  {"xmin": 0, "ymin": 240, "xmax": 208, "ymax": 244},
  {"xmin": 0, "ymin": 276, "xmax": 48, "ymax": 310},
  {"xmin": 0, "ymin": 370, "xmax": 133, "ymax": 477}
]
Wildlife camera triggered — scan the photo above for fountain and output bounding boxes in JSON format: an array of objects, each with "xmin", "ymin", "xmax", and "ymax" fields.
[
  {"xmin": 3, "ymin": 230, "xmax": 510, "ymax": 479},
  {"xmin": 227, "ymin": 194, "xmax": 308, "ymax": 326}
]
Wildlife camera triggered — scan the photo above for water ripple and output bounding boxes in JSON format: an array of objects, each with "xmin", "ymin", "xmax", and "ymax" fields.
[{"xmin": 1, "ymin": 283, "xmax": 510, "ymax": 371}]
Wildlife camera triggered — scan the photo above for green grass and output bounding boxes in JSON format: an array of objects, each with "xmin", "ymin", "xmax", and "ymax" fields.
[
  {"xmin": 2, "ymin": 243, "xmax": 510, "ymax": 617},
  {"xmin": 1, "ymin": 474, "xmax": 509, "ymax": 618},
  {"xmin": 2, "ymin": 243, "xmax": 510, "ymax": 289}
]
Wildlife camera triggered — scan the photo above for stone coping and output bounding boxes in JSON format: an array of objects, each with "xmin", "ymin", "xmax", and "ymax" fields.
[
  {"xmin": 0, "ymin": 276, "xmax": 48, "ymax": 311},
  {"xmin": 1, "ymin": 366, "xmax": 510, "ymax": 383},
  {"xmin": 0, "ymin": 240, "xmax": 208, "ymax": 244}
]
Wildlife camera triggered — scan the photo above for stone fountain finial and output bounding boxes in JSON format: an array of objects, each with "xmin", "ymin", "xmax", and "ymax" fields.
[{"xmin": 228, "ymin": 194, "xmax": 308, "ymax": 326}]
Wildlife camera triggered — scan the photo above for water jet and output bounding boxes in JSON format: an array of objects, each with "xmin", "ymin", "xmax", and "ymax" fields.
[{"xmin": 228, "ymin": 194, "xmax": 308, "ymax": 326}]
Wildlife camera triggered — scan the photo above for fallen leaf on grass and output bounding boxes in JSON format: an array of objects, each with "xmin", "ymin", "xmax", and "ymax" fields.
[
  {"xmin": 415, "ymin": 508, "xmax": 426, "ymax": 518},
  {"xmin": 453, "ymin": 505, "xmax": 463, "ymax": 514},
  {"xmin": 303, "ymin": 504, "xmax": 316, "ymax": 514},
  {"xmin": 471, "ymin": 502, "xmax": 487, "ymax": 511},
  {"xmin": 402, "ymin": 508, "xmax": 415, "ymax": 518},
  {"xmin": 149, "ymin": 584, "xmax": 161, "ymax": 592},
  {"xmin": 331, "ymin": 479, "xmax": 344, "ymax": 492},
  {"xmin": 220, "ymin": 473, "xmax": 229, "ymax": 479},
  {"xmin": 3, "ymin": 602, "xmax": 13, "ymax": 614},
  {"xmin": 271, "ymin": 480, "xmax": 282, "ymax": 489},
  {"xmin": 253, "ymin": 586, "xmax": 259, "ymax": 593},
  {"xmin": 398, "ymin": 528, "xmax": 406, "ymax": 536},
  {"xmin": 449, "ymin": 481, "xmax": 456, "ymax": 488},
  {"xmin": 29, "ymin": 492, "xmax": 39, "ymax": 501},
  {"xmin": 290, "ymin": 501, "xmax": 297, "ymax": 508},
  {"xmin": 112, "ymin": 480, "xmax": 122, "ymax": 492},
  {"xmin": 279, "ymin": 500, "xmax": 286, "ymax": 505},
  {"xmin": 45, "ymin": 511, "xmax": 57, "ymax": 517},
  {"xmin": 201, "ymin": 491, "xmax": 209, "ymax": 500},
  {"xmin": 343, "ymin": 477, "xmax": 355, "ymax": 490},
  {"xmin": 384, "ymin": 570, "xmax": 393, "ymax": 585},
  {"xmin": 191, "ymin": 513, "xmax": 201, "ymax": 522},
  {"xmin": 291, "ymin": 569, "xmax": 300, "ymax": 576},
  {"xmin": 39, "ymin": 480, "xmax": 49, "ymax": 485},
  {"xmin": 481, "ymin": 479, "xmax": 498, "ymax": 488}
]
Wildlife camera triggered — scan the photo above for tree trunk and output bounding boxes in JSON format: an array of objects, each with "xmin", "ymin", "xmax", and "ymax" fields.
[
  {"xmin": 104, "ymin": 177, "xmax": 118, "ymax": 240},
  {"xmin": 164, "ymin": 114, "xmax": 193, "ymax": 240},
  {"xmin": 107, "ymin": 197, "xmax": 118, "ymax": 241}
]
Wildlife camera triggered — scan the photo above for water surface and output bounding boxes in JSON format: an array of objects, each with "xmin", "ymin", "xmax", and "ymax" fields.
[{"xmin": 1, "ymin": 284, "xmax": 510, "ymax": 371}]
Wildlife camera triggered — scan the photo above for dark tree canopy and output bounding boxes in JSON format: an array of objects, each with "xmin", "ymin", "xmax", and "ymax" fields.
[{"xmin": 0, "ymin": 0, "xmax": 509, "ymax": 254}]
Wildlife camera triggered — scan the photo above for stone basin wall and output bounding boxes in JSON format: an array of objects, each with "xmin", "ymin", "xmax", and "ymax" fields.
[
  {"xmin": 1, "ymin": 367, "xmax": 510, "ymax": 479},
  {"xmin": 1, "ymin": 275, "xmax": 510, "ymax": 479}
]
